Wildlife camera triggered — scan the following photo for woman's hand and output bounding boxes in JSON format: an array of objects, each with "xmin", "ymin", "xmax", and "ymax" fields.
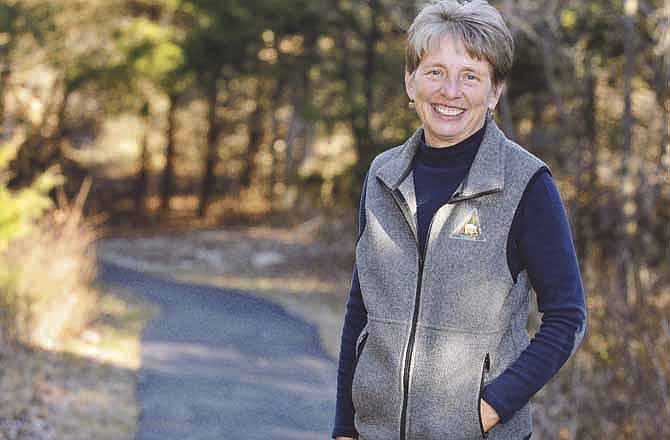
[{"xmin": 480, "ymin": 398, "xmax": 501, "ymax": 433}]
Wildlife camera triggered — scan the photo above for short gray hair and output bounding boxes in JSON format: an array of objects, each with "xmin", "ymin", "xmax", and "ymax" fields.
[{"xmin": 405, "ymin": 0, "xmax": 514, "ymax": 86}]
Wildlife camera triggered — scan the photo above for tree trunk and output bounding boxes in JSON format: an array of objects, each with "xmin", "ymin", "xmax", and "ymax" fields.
[
  {"xmin": 198, "ymin": 78, "xmax": 220, "ymax": 218},
  {"xmin": 620, "ymin": 0, "xmax": 637, "ymax": 306},
  {"xmin": 240, "ymin": 94, "xmax": 264, "ymax": 190},
  {"xmin": 529, "ymin": 92, "xmax": 543, "ymax": 149},
  {"xmin": 0, "ymin": 60, "xmax": 11, "ymax": 138},
  {"xmin": 134, "ymin": 102, "xmax": 151, "ymax": 219},
  {"xmin": 335, "ymin": 0, "xmax": 380, "ymax": 190},
  {"xmin": 0, "ymin": 5, "xmax": 17, "ymax": 138},
  {"xmin": 361, "ymin": 0, "xmax": 380, "ymax": 147},
  {"xmin": 574, "ymin": 53, "xmax": 597, "ymax": 265},
  {"xmin": 160, "ymin": 93, "xmax": 178, "ymax": 216},
  {"xmin": 499, "ymin": 88, "xmax": 515, "ymax": 139},
  {"xmin": 268, "ymin": 69, "xmax": 286, "ymax": 206},
  {"xmin": 283, "ymin": 31, "xmax": 318, "ymax": 193},
  {"xmin": 284, "ymin": 112, "xmax": 302, "ymax": 186},
  {"xmin": 615, "ymin": 1, "xmax": 639, "ymax": 392},
  {"xmin": 357, "ymin": 0, "xmax": 380, "ymax": 174},
  {"xmin": 653, "ymin": 27, "xmax": 669, "ymax": 177},
  {"xmin": 539, "ymin": 28, "xmax": 568, "ymax": 127},
  {"xmin": 44, "ymin": 80, "xmax": 72, "ymax": 177}
]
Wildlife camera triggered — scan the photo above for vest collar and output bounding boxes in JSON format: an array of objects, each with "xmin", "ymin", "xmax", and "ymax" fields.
[{"xmin": 375, "ymin": 114, "xmax": 506, "ymax": 199}]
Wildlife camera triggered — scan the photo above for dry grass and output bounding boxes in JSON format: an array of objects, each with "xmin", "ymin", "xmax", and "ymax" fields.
[
  {"xmin": 0, "ymin": 285, "xmax": 157, "ymax": 440},
  {"xmin": 0, "ymin": 183, "xmax": 102, "ymax": 349},
  {"xmin": 0, "ymin": 183, "xmax": 157, "ymax": 439}
]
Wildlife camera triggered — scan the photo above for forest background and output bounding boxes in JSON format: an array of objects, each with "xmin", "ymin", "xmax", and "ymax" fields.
[{"xmin": 0, "ymin": 0, "xmax": 669, "ymax": 439}]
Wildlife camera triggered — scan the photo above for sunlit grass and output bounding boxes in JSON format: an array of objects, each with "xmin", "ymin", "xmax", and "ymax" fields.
[
  {"xmin": 0, "ymin": 183, "xmax": 156, "ymax": 439},
  {"xmin": 60, "ymin": 285, "xmax": 158, "ymax": 370},
  {"xmin": 0, "ymin": 286, "xmax": 156, "ymax": 440},
  {"xmin": 42, "ymin": 286, "xmax": 157, "ymax": 440}
]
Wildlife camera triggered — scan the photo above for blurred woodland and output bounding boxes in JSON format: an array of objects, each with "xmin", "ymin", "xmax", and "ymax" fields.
[{"xmin": 0, "ymin": 0, "xmax": 669, "ymax": 438}]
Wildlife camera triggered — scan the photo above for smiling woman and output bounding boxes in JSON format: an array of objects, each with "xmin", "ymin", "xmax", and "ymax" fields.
[
  {"xmin": 403, "ymin": 0, "xmax": 513, "ymax": 148},
  {"xmin": 404, "ymin": 36, "xmax": 502, "ymax": 147},
  {"xmin": 332, "ymin": 1, "xmax": 587, "ymax": 440}
]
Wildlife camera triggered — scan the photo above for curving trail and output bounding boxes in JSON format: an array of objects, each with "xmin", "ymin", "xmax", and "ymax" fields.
[{"xmin": 97, "ymin": 260, "xmax": 336, "ymax": 440}]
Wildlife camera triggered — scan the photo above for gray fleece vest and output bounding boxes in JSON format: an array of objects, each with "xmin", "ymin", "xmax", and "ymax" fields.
[{"xmin": 352, "ymin": 118, "xmax": 547, "ymax": 440}]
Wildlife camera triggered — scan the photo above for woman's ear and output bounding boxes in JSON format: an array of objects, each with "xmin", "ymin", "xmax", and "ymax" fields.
[
  {"xmin": 405, "ymin": 70, "xmax": 416, "ymax": 102},
  {"xmin": 488, "ymin": 82, "xmax": 504, "ymax": 110}
]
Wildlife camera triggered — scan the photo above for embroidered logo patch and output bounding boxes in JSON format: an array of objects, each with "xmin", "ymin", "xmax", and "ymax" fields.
[{"xmin": 451, "ymin": 208, "xmax": 485, "ymax": 241}]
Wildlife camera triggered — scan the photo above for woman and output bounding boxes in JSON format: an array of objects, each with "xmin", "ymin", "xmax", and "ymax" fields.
[{"xmin": 332, "ymin": 1, "xmax": 587, "ymax": 439}]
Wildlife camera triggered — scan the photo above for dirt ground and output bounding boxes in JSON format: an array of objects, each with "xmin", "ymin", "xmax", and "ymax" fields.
[{"xmin": 0, "ymin": 286, "xmax": 156, "ymax": 440}]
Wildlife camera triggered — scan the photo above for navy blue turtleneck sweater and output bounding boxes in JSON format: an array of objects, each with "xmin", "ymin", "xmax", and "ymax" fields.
[{"xmin": 332, "ymin": 123, "xmax": 587, "ymax": 438}]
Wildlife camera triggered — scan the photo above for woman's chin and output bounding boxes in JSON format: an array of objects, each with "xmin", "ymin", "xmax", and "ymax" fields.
[
  {"xmin": 427, "ymin": 124, "xmax": 465, "ymax": 140},
  {"xmin": 425, "ymin": 121, "xmax": 481, "ymax": 146},
  {"xmin": 426, "ymin": 110, "xmax": 468, "ymax": 133}
]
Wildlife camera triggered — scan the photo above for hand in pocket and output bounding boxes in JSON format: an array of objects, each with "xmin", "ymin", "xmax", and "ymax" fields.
[{"xmin": 480, "ymin": 398, "xmax": 501, "ymax": 433}]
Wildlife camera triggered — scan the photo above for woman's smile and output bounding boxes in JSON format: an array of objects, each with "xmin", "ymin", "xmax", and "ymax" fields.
[{"xmin": 432, "ymin": 104, "xmax": 466, "ymax": 117}]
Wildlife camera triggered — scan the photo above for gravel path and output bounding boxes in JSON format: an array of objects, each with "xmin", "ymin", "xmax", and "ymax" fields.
[{"xmin": 96, "ymin": 260, "xmax": 337, "ymax": 440}]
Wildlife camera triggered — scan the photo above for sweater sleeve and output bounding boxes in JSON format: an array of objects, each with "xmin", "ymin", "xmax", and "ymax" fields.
[
  {"xmin": 332, "ymin": 174, "xmax": 369, "ymax": 438},
  {"xmin": 481, "ymin": 168, "xmax": 588, "ymax": 423}
]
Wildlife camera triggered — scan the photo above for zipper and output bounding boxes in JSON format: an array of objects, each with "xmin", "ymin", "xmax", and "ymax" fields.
[
  {"xmin": 399, "ymin": 208, "xmax": 435, "ymax": 440},
  {"xmin": 387, "ymin": 184, "xmax": 462, "ymax": 440},
  {"xmin": 384, "ymin": 186, "xmax": 421, "ymax": 440},
  {"xmin": 383, "ymin": 180, "xmax": 497, "ymax": 440},
  {"xmin": 478, "ymin": 352, "xmax": 491, "ymax": 439},
  {"xmin": 448, "ymin": 188, "xmax": 500, "ymax": 204}
]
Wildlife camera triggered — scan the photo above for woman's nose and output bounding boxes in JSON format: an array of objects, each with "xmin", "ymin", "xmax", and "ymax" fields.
[{"xmin": 439, "ymin": 78, "xmax": 462, "ymax": 98}]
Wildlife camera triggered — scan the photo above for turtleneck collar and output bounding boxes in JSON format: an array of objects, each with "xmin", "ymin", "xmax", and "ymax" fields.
[{"xmin": 415, "ymin": 120, "xmax": 487, "ymax": 169}]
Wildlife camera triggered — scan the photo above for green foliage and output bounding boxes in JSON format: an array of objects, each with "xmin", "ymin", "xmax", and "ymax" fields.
[
  {"xmin": 115, "ymin": 17, "xmax": 186, "ymax": 84},
  {"xmin": 560, "ymin": 9, "xmax": 578, "ymax": 29},
  {"xmin": 0, "ymin": 145, "xmax": 64, "ymax": 250},
  {"xmin": 0, "ymin": 1, "xmax": 55, "ymax": 46},
  {"xmin": 102, "ymin": 0, "xmax": 201, "ymax": 105}
]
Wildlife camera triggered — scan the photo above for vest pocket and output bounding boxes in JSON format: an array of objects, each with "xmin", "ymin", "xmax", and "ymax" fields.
[
  {"xmin": 407, "ymin": 327, "xmax": 496, "ymax": 439},
  {"xmin": 351, "ymin": 329, "xmax": 366, "ymax": 415},
  {"xmin": 352, "ymin": 320, "xmax": 406, "ymax": 439},
  {"xmin": 352, "ymin": 329, "xmax": 369, "ymax": 384},
  {"xmin": 477, "ymin": 352, "xmax": 491, "ymax": 438}
]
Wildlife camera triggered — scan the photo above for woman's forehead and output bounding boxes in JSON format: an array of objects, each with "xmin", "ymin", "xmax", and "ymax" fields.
[{"xmin": 421, "ymin": 35, "xmax": 488, "ymax": 68}]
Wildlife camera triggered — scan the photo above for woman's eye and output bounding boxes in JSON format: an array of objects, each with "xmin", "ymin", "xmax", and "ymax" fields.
[
  {"xmin": 464, "ymin": 73, "xmax": 478, "ymax": 81},
  {"xmin": 427, "ymin": 69, "xmax": 442, "ymax": 77}
]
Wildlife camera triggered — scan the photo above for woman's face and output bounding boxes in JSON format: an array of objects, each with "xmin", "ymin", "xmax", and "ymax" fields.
[{"xmin": 405, "ymin": 35, "xmax": 502, "ymax": 147}]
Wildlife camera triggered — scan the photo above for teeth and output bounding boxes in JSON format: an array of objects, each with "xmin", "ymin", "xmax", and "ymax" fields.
[{"xmin": 434, "ymin": 105, "xmax": 464, "ymax": 116}]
